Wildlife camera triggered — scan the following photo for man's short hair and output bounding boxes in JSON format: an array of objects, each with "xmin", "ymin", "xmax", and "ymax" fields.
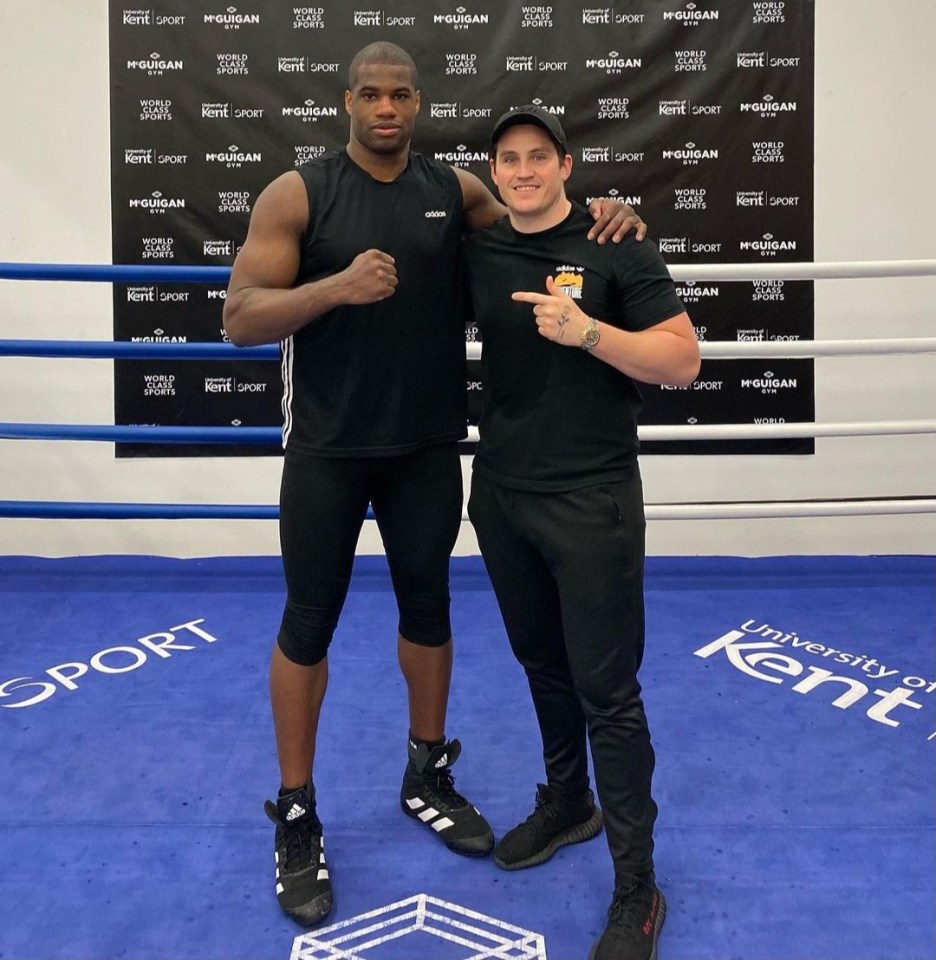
[{"xmin": 348, "ymin": 42, "xmax": 420, "ymax": 90}]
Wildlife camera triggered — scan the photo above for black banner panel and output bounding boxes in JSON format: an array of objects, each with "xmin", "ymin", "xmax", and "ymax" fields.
[{"xmin": 109, "ymin": 1, "xmax": 814, "ymax": 457}]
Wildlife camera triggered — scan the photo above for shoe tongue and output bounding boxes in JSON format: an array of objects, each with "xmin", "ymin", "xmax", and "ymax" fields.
[
  {"xmin": 278, "ymin": 785, "xmax": 312, "ymax": 822},
  {"xmin": 426, "ymin": 738, "xmax": 461, "ymax": 771}
]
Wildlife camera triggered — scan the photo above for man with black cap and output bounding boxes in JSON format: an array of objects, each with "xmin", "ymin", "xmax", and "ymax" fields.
[{"xmin": 465, "ymin": 105, "xmax": 701, "ymax": 960}]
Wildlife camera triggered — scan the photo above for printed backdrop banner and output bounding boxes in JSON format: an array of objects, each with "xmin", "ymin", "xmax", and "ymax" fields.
[{"xmin": 109, "ymin": 0, "xmax": 814, "ymax": 457}]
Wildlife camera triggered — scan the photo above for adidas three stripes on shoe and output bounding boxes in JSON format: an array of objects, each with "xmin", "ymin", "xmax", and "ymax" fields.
[{"xmin": 400, "ymin": 737, "xmax": 494, "ymax": 856}]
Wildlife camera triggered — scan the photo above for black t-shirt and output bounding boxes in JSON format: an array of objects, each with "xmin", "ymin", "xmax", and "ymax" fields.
[
  {"xmin": 465, "ymin": 202, "xmax": 685, "ymax": 491},
  {"xmin": 285, "ymin": 149, "xmax": 468, "ymax": 456}
]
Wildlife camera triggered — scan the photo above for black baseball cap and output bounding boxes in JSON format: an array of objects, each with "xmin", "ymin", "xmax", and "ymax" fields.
[{"xmin": 490, "ymin": 104, "xmax": 569, "ymax": 154}]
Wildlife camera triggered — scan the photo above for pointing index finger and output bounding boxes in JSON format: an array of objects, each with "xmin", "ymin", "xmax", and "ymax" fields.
[{"xmin": 511, "ymin": 291, "xmax": 553, "ymax": 304}]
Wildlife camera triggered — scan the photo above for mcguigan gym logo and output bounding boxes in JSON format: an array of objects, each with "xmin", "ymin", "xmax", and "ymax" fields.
[
  {"xmin": 204, "ymin": 5, "xmax": 260, "ymax": 29},
  {"xmin": 129, "ymin": 190, "xmax": 185, "ymax": 214},
  {"xmin": 217, "ymin": 52, "xmax": 248, "ymax": 75},
  {"xmin": 662, "ymin": 142, "xmax": 718, "ymax": 166},
  {"xmin": 123, "ymin": 10, "xmax": 186, "ymax": 26},
  {"xmin": 446, "ymin": 53, "xmax": 477, "ymax": 75},
  {"xmin": 583, "ymin": 8, "xmax": 646, "ymax": 24},
  {"xmin": 205, "ymin": 145, "xmax": 262, "ymax": 169},
  {"xmin": 139, "ymin": 98, "xmax": 172, "ymax": 121},
  {"xmin": 585, "ymin": 190, "xmax": 640, "ymax": 207},
  {"xmin": 127, "ymin": 52, "xmax": 183, "ymax": 75},
  {"xmin": 740, "ymin": 233, "xmax": 797, "ymax": 257},
  {"xmin": 740, "ymin": 94, "xmax": 797, "ymax": 118},
  {"xmin": 741, "ymin": 370, "xmax": 797, "ymax": 394},
  {"xmin": 434, "ymin": 144, "xmax": 488, "ymax": 164},
  {"xmin": 521, "ymin": 97, "xmax": 565, "ymax": 117},
  {"xmin": 141, "ymin": 237, "xmax": 174, "ymax": 260},
  {"xmin": 520, "ymin": 5, "xmax": 553, "ymax": 28},
  {"xmin": 282, "ymin": 99, "xmax": 339, "ymax": 122},
  {"xmin": 597, "ymin": 97, "xmax": 629, "ymax": 120},
  {"xmin": 218, "ymin": 190, "xmax": 252, "ymax": 214},
  {"xmin": 202, "ymin": 102, "xmax": 265, "ymax": 120},
  {"xmin": 695, "ymin": 620, "xmax": 935, "ymax": 734},
  {"xmin": 753, "ymin": 280, "xmax": 785, "ymax": 301},
  {"xmin": 554, "ymin": 265, "xmax": 584, "ymax": 300},
  {"xmin": 293, "ymin": 7, "xmax": 325, "ymax": 29},
  {"xmin": 753, "ymin": 140, "xmax": 785, "ymax": 163},
  {"xmin": 353, "ymin": 10, "xmax": 417, "ymax": 26},
  {"xmin": 585, "ymin": 51, "xmax": 642, "ymax": 74},
  {"xmin": 278, "ymin": 57, "xmax": 341, "ymax": 73},
  {"xmin": 674, "ymin": 187, "xmax": 707, "ymax": 210},
  {"xmin": 0, "ymin": 620, "xmax": 219, "ymax": 708},
  {"xmin": 664, "ymin": 2, "xmax": 719, "ymax": 25},
  {"xmin": 204, "ymin": 6, "xmax": 260, "ymax": 28},
  {"xmin": 126, "ymin": 287, "xmax": 190, "ymax": 304},
  {"xmin": 430, "ymin": 102, "xmax": 492, "ymax": 120},
  {"xmin": 132, "ymin": 327, "xmax": 188, "ymax": 341},
  {"xmin": 675, "ymin": 282, "xmax": 720, "ymax": 303},
  {"xmin": 752, "ymin": 1, "xmax": 785, "ymax": 24},
  {"xmin": 434, "ymin": 6, "xmax": 489, "ymax": 29},
  {"xmin": 507, "ymin": 55, "xmax": 568, "ymax": 72}
]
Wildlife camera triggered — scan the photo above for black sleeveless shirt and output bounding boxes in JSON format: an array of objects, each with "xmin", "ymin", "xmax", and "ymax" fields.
[{"xmin": 283, "ymin": 149, "xmax": 468, "ymax": 455}]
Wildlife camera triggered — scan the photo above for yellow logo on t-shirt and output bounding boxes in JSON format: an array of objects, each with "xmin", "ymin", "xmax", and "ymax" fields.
[{"xmin": 554, "ymin": 271, "xmax": 583, "ymax": 299}]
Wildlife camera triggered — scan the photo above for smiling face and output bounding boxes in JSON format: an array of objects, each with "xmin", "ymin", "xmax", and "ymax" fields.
[
  {"xmin": 490, "ymin": 124, "xmax": 573, "ymax": 232},
  {"xmin": 345, "ymin": 62, "xmax": 420, "ymax": 157}
]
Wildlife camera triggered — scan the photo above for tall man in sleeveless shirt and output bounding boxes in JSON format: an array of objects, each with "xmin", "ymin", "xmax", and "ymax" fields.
[{"xmin": 223, "ymin": 43, "xmax": 644, "ymax": 926}]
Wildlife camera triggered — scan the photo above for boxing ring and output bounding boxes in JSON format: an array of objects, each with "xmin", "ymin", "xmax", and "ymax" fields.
[
  {"xmin": 0, "ymin": 260, "xmax": 934, "ymax": 960},
  {"xmin": 1, "ymin": 258, "xmax": 934, "ymax": 522}
]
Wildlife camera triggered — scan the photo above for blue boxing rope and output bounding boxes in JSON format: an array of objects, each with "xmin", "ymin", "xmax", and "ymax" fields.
[
  {"xmin": 0, "ymin": 424, "xmax": 280, "ymax": 443},
  {"xmin": 0, "ymin": 263, "xmax": 231, "ymax": 283},
  {"xmin": 0, "ymin": 340, "xmax": 278, "ymax": 360},
  {"xmin": 0, "ymin": 501, "xmax": 381, "ymax": 520}
]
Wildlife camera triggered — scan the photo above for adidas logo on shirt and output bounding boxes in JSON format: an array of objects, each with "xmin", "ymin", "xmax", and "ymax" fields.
[{"xmin": 425, "ymin": 210, "xmax": 447, "ymax": 218}]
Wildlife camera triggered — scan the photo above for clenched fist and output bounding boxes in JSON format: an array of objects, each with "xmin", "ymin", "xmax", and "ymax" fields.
[{"xmin": 341, "ymin": 248, "xmax": 398, "ymax": 304}]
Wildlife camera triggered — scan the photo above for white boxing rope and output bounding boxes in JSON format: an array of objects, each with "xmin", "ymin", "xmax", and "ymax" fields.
[
  {"xmin": 699, "ymin": 337, "xmax": 936, "ymax": 359},
  {"xmin": 667, "ymin": 259, "xmax": 936, "ymax": 281},
  {"xmin": 463, "ymin": 420, "xmax": 936, "ymax": 443},
  {"xmin": 644, "ymin": 499, "xmax": 936, "ymax": 520},
  {"xmin": 465, "ymin": 338, "xmax": 936, "ymax": 361}
]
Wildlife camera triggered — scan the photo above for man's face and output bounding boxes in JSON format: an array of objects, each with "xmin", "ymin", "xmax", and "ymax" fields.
[
  {"xmin": 345, "ymin": 63, "xmax": 420, "ymax": 155},
  {"xmin": 490, "ymin": 125, "xmax": 572, "ymax": 219}
]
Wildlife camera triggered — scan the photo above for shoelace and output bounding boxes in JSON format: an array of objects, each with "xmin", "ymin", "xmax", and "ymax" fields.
[
  {"xmin": 608, "ymin": 880, "xmax": 653, "ymax": 931},
  {"xmin": 425, "ymin": 767, "xmax": 468, "ymax": 809},
  {"xmin": 283, "ymin": 813, "xmax": 321, "ymax": 870}
]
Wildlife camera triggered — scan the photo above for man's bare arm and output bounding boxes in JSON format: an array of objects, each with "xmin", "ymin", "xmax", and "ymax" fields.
[{"xmin": 222, "ymin": 172, "xmax": 398, "ymax": 347}]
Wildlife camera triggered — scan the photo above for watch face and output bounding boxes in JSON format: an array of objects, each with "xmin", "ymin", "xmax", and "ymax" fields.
[{"xmin": 580, "ymin": 321, "xmax": 600, "ymax": 350}]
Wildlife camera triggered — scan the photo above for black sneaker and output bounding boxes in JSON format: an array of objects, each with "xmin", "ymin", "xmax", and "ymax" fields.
[
  {"xmin": 590, "ymin": 875, "xmax": 666, "ymax": 960},
  {"xmin": 400, "ymin": 738, "xmax": 494, "ymax": 857},
  {"xmin": 263, "ymin": 784, "xmax": 333, "ymax": 926},
  {"xmin": 493, "ymin": 782, "xmax": 603, "ymax": 871}
]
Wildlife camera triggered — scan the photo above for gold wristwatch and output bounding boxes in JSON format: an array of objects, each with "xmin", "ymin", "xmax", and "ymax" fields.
[{"xmin": 579, "ymin": 317, "xmax": 600, "ymax": 352}]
